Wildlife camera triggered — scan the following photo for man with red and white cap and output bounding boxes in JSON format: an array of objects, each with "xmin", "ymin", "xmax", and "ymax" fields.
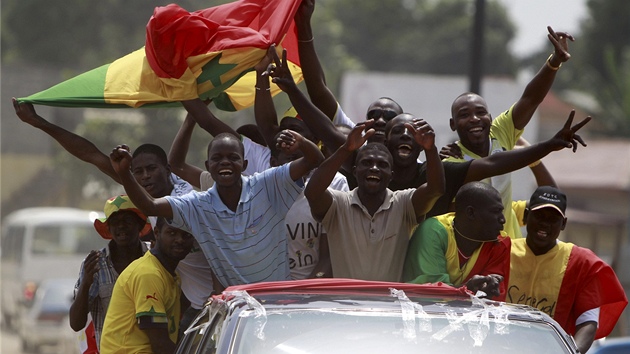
[
  {"xmin": 507, "ymin": 186, "xmax": 628, "ymax": 354},
  {"xmin": 69, "ymin": 195, "xmax": 151, "ymax": 351}
]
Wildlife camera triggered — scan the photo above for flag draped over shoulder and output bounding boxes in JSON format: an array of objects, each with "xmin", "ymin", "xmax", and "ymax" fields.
[{"xmin": 18, "ymin": 0, "xmax": 303, "ymax": 111}]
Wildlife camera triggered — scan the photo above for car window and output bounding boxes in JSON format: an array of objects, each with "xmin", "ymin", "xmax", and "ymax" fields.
[
  {"xmin": 232, "ymin": 310, "xmax": 571, "ymax": 354},
  {"xmin": 31, "ymin": 223, "xmax": 103, "ymax": 255},
  {"xmin": 1, "ymin": 225, "xmax": 25, "ymax": 262},
  {"xmin": 178, "ymin": 306, "xmax": 227, "ymax": 354},
  {"xmin": 39, "ymin": 284, "xmax": 74, "ymax": 311},
  {"xmin": 199, "ymin": 311, "xmax": 226, "ymax": 354}
]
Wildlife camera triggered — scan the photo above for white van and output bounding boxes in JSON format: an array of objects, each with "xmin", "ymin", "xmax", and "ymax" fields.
[{"xmin": 1, "ymin": 207, "xmax": 107, "ymax": 330}]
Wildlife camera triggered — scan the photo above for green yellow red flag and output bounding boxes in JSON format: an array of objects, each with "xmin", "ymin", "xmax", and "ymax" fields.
[{"xmin": 18, "ymin": 0, "xmax": 303, "ymax": 111}]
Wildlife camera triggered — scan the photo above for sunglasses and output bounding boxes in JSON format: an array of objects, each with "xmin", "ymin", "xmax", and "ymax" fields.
[{"xmin": 367, "ymin": 109, "xmax": 398, "ymax": 121}]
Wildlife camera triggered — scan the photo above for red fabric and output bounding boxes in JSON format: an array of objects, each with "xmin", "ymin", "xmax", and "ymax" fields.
[
  {"xmin": 145, "ymin": 0, "xmax": 301, "ymax": 79},
  {"xmin": 82, "ymin": 320, "xmax": 99, "ymax": 354},
  {"xmin": 554, "ymin": 246, "xmax": 628, "ymax": 338},
  {"xmin": 465, "ymin": 236, "xmax": 511, "ymax": 301},
  {"xmin": 223, "ymin": 278, "xmax": 472, "ymax": 298}
]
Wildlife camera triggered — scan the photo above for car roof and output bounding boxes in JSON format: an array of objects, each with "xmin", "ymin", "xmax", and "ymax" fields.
[
  {"xmin": 219, "ymin": 279, "xmax": 552, "ymax": 322},
  {"xmin": 2, "ymin": 207, "xmax": 103, "ymax": 226},
  {"xmin": 189, "ymin": 279, "xmax": 579, "ymax": 354}
]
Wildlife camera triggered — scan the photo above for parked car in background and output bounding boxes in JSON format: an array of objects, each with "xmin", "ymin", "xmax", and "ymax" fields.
[
  {"xmin": 590, "ymin": 336, "xmax": 630, "ymax": 354},
  {"xmin": 1, "ymin": 207, "xmax": 106, "ymax": 331},
  {"xmin": 18, "ymin": 278, "xmax": 79, "ymax": 353},
  {"xmin": 176, "ymin": 279, "xmax": 579, "ymax": 354}
]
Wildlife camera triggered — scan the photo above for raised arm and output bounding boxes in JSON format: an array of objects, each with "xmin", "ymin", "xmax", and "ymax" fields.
[
  {"xmin": 276, "ymin": 129, "xmax": 324, "ymax": 181},
  {"xmin": 12, "ymin": 98, "xmax": 120, "ymax": 182},
  {"xmin": 110, "ymin": 145, "xmax": 173, "ymax": 218},
  {"xmin": 295, "ymin": 0, "xmax": 339, "ymax": 120},
  {"xmin": 254, "ymin": 47, "xmax": 282, "ymax": 148},
  {"xmin": 305, "ymin": 121, "xmax": 374, "ymax": 221},
  {"xmin": 464, "ymin": 110, "xmax": 590, "ymax": 183},
  {"xmin": 269, "ymin": 45, "xmax": 347, "ymax": 154},
  {"xmin": 514, "ymin": 137, "xmax": 557, "ymax": 187},
  {"xmin": 168, "ymin": 114, "xmax": 204, "ymax": 189},
  {"xmin": 181, "ymin": 98, "xmax": 239, "ymax": 139},
  {"xmin": 512, "ymin": 26, "xmax": 574, "ymax": 130},
  {"xmin": 68, "ymin": 251, "xmax": 100, "ymax": 331},
  {"xmin": 408, "ymin": 120, "xmax": 445, "ymax": 219}
]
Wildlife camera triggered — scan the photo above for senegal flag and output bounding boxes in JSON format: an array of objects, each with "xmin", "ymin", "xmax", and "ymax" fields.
[{"xmin": 17, "ymin": 0, "xmax": 303, "ymax": 112}]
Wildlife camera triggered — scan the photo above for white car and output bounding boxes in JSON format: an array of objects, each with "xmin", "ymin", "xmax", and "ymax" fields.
[
  {"xmin": 176, "ymin": 279, "xmax": 579, "ymax": 354},
  {"xmin": 18, "ymin": 278, "xmax": 79, "ymax": 353},
  {"xmin": 1, "ymin": 207, "xmax": 105, "ymax": 330}
]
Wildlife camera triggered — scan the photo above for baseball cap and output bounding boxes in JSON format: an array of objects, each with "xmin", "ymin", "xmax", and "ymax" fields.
[
  {"xmin": 528, "ymin": 186, "xmax": 567, "ymax": 218},
  {"xmin": 94, "ymin": 195, "xmax": 152, "ymax": 239}
]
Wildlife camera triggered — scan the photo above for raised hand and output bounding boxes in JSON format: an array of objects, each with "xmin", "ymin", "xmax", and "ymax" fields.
[
  {"xmin": 268, "ymin": 48, "xmax": 297, "ymax": 93},
  {"xmin": 255, "ymin": 45, "xmax": 275, "ymax": 75},
  {"xmin": 439, "ymin": 142, "xmax": 463, "ymax": 159},
  {"xmin": 81, "ymin": 250, "xmax": 101, "ymax": 287},
  {"xmin": 12, "ymin": 98, "xmax": 43, "ymax": 126},
  {"xmin": 547, "ymin": 26, "xmax": 575, "ymax": 64},
  {"xmin": 342, "ymin": 120, "xmax": 375, "ymax": 152},
  {"xmin": 109, "ymin": 144, "xmax": 133, "ymax": 175},
  {"xmin": 406, "ymin": 119, "xmax": 436, "ymax": 151},
  {"xmin": 295, "ymin": 0, "xmax": 315, "ymax": 25},
  {"xmin": 550, "ymin": 110, "xmax": 591, "ymax": 152},
  {"xmin": 276, "ymin": 129, "xmax": 304, "ymax": 155}
]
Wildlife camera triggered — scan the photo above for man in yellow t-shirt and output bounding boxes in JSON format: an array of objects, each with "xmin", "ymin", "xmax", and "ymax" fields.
[
  {"xmin": 100, "ymin": 217, "xmax": 194, "ymax": 354},
  {"xmin": 443, "ymin": 27, "xmax": 575, "ymax": 239}
]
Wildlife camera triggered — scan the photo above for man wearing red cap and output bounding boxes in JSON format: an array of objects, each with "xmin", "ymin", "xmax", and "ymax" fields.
[
  {"xmin": 507, "ymin": 186, "xmax": 628, "ymax": 353},
  {"xmin": 69, "ymin": 195, "xmax": 151, "ymax": 351}
]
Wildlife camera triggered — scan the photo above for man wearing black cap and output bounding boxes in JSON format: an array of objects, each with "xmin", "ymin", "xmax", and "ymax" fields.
[{"xmin": 507, "ymin": 186, "xmax": 628, "ymax": 354}]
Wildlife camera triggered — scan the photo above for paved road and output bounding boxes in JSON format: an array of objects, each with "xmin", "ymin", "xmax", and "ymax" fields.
[
  {"xmin": 1, "ymin": 322, "xmax": 79, "ymax": 354},
  {"xmin": 1, "ymin": 326, "xmax": 23, "ymax": 354}
]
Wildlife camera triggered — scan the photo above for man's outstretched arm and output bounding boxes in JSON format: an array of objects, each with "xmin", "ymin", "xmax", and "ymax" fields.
[
  {"xmin": 512, "ymin": 26, "xmax": 574, "ymax": 130},
  {"xmin": 295, "ymin": 0, "xmax": 339, "ymax": 120},
  {"xmin": 168, "ymin": 114, "xmax": 204, "ymax": 189},
  {"xmin": 464, "ymin": 110, "xmax": 590, "ymax": 183},
  {"xmin": 12, "ymin": 98, "xmax": 120, "ymax": 182}
]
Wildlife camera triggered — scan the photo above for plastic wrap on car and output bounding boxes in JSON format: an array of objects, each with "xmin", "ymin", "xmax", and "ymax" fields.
[
  {"xmin": 390, "ymin": 287, "xmax": 432, "ymax": 340},
  {"xmin": 390, "ymin": 287, "xmax": 548, "ymax": 347},
  {"xmin": 226, "ymin": 290, "xmax": 268, "ymax": 340}
]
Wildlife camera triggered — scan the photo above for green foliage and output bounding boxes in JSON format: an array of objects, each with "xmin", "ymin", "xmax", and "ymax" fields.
[
  {"xmin": 561, "ymin": 0, "xmax": 630, "ymax": 136},
  {"xmin": 1, "ymin": 0, "xmax": 227, "ymax": 70},
  {"xmin": 326, "ymin": 0, "xmax": 516, "ymax": 76}
]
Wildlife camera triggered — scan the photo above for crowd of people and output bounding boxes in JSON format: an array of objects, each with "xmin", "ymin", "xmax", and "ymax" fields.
[{"xmin": 12, "ymin": 0, "xmax": 628, "ymax": 353}]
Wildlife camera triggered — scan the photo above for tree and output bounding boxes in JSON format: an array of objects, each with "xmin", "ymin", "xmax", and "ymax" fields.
[
  {"xmin": 326, "ymin": 0, "xmax": 517, "ymax": 76},
  {"xmin": 537, "ymin": 0, "xmax": 630, "ymax": 137},
  {"xmin": 1, "ymin": 0, "xmax": 225, "ymax": 70}
]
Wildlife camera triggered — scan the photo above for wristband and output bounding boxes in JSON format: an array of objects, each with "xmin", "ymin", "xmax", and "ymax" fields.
[
  {"xmin": 546, "ymin": 54, "xmax": 561, "ymax": 71},
  {"xmin": 529, "ymin": 160, "xmax": 542, "ymax": 168},
  {"xmin": 255, "ymin": 86, "xmax": 271, "ymax": 91}
]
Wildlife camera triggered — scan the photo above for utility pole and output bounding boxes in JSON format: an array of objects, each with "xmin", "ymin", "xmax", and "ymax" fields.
[{"xmin": 469, "ymin": 0, "xmax": 485, "ymax": 95}]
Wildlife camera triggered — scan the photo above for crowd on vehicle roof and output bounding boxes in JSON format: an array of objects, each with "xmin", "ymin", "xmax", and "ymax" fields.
[{"xmin": 12, "ymin": 1, "xmax": 627, "ymax": 353}]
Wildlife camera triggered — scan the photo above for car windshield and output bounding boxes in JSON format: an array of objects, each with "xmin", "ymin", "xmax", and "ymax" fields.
[
  {"xmin": 232, "ymin": 309, "xmax": 570, "ymax": 354},
  {"xmin": 31, "ymin": 223, "xmax": 103, "ymax": 256}
]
